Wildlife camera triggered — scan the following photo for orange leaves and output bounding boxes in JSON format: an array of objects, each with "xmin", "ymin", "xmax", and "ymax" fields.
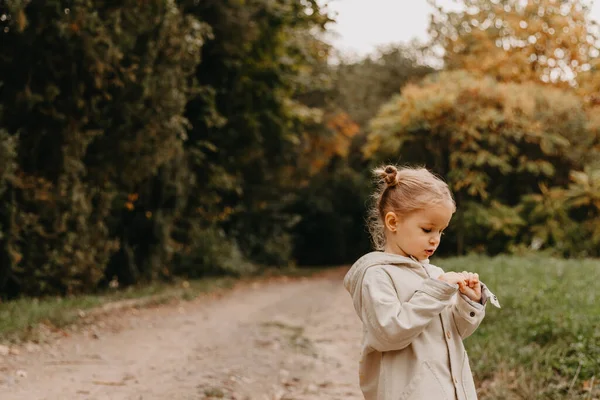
[
  {"xmin": 8, "ymin": 246, "xmax": 23, "ymax": 265},
  {"xmin": 124, "ymin": 193, "xmax": 138, "ymax": 211},
  {"xmin": 10, "ymin": 172, "xmax": 55, "ymax": 203},
  {"xmin": 326, "ymin": 112, "xmax": 359, "ymax": 140},
  {"xmin": 581, "ymin": 377, "xmax": 595, "ymax": 392},
  {"xmin": 303, "ymin": 112, "xmax": 359, "ymax": 174},
  {"xmin": 208, "ymin": 206, "xmax": 234, "ymax": 223}
]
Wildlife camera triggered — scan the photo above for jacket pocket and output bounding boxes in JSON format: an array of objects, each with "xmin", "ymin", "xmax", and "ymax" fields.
[
  {"xmin": 460, "ymin": 351, "xmax": 478, "ymax": 400},
  {"xmin": 400, "ymin": 361, "xmax": 449, "ymax": 400}
]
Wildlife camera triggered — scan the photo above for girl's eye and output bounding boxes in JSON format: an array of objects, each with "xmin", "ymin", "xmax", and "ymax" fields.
[{"xmin": 422, "ymin": 228, "xmax": 431, "ymax": 233}]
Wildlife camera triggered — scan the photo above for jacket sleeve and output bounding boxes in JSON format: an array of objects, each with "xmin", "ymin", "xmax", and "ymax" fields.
[
  {"xmin": 451, "ymin": 292, "xmax": 485, "ymax": 339},
  {"xmin": 361, "ymin": 267, "xmax": 458, "ymax": 352}
]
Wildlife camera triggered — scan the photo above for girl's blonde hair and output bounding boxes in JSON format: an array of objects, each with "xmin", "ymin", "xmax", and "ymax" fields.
[{"xmin": 367, "ymin": 164, "xmax": 456, "ymax": 250}]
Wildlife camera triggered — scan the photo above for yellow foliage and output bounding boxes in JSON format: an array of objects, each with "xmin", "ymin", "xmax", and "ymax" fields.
[
  {"xmin": 365, "ymin": 70, "xmax": 589, "ymax": 198},
  {"xmin": 577, "ymin": 59, "xmax": 600, "ymax": 107},
  {"xmin": 326, "ymin": 112, "xmax": 360, "ymax": 140},
  {"xmin": 15, "ymin": 10, "xmax": 27, "ymax": 32},
  {"xmin": 429, "ymin": 0, "xmax": 599, "ymax": 85},
  {"xmin": 302, "ymin": 112, "xmax": 359, "ymax": 175}
]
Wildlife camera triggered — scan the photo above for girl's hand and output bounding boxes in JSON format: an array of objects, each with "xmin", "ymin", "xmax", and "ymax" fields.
[
  {"xmin": 458, "ymin": 271, "xmax": 482, "ymax": 303},
  {"xmin": 438, "ymin": 272, "xmax": 467, "ymax": 286}
]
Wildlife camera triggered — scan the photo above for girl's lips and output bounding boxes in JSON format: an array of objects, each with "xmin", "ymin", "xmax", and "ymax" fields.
[{"xmin": 425, "ymin": 249, "xmax": 435, "ymax": 255}]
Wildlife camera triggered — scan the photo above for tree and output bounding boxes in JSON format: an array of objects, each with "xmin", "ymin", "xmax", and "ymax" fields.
[
  {"xmin": 428, "ymin": 0, "xmax": 600, "ymax": 84},
  {"xmin": 523, "ymin": 167, "xmax": 600, "ymax": 257},
  {"xmin": 179, "ymin": 0, "xmax": 334, "ymax": 268},
  {"xmin": 333, "ymin": 44, "xmax": 434, "ymax": 128},
  {"xmin": 0, "ymin": 116, "xmax": 18, "ymax": 297},
  {"xmin": 365, "ymin": 70, "xmax": 590, "ymax": 254},
  {"xmin": 0, "ymin": 0, "xmax": 205, "ymax": 295},
  {"xmin": 391, "ymin": 0, "xmax": 600, "ymax": 256},
  {"xmin": 287, "ymin": 44, "xmax": 438, "ymax": 265}
]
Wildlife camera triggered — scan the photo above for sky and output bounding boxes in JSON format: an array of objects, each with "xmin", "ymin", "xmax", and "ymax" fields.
[{"xmin": 324, "ymin": 0, "xmax": 600, "ymax": 57}]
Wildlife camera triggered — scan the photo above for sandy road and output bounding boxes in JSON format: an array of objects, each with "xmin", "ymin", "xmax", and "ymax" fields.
[{"xmin": 0, "ymin": 268, "xmax": 364, "ymax": 400}]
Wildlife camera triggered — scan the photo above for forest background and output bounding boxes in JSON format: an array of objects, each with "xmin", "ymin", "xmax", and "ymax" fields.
[{"xmin": 0, "ymin": 0, "xmax": 599, "ymax": 298}]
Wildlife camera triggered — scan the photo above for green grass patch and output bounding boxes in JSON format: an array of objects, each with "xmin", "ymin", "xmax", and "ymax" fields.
[
  {"xmin": 440, "ymin": 254, "xmax": 600, "ymax": 399},
  {"xmin": 260, "ymin": 320, "xmax": 315, "ymax": 355}
]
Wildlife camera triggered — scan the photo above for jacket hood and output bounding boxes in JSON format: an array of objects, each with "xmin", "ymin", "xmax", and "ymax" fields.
[{"xmin": 343, "ymin": 251, "xmax": 428, "ymax": 315}]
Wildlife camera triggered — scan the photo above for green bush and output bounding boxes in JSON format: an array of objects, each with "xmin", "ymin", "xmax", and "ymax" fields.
[
  {"xmin": 173, "ymin": 226, "xmax": 255, "ymax": 278},
  {"xmin": 0, "ymin": 0, "xmax": 204, "ymax": 296}
]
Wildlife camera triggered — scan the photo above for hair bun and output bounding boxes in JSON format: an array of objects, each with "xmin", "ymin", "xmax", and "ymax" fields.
[{"xmin": 382, "ymin": 165, "xmax": 398, "ymax": 187}]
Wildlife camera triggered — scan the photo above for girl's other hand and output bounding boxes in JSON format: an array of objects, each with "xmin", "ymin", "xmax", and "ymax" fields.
[
  {"xmin": 458, "ymin": 271, "xmax": 482, "ymax": 302},
  {"xmin": 438, "ymin": 272, "xmax": 467, "ymax": 286}
]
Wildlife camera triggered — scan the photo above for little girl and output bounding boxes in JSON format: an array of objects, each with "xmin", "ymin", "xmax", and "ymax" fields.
[{"xmin": 344, "ymin": 165, "xmax": 500, "ymax": 400}]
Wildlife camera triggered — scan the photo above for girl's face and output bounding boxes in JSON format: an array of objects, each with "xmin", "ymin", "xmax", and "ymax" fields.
[{"xmin": 384, "ymin": 203, "xmax": 453, "ymax": 261}]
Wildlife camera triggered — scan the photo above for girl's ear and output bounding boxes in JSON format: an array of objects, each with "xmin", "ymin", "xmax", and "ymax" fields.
[{"xmin": 384, "ymin": 211, "xmax": 398, "ymax": 233}]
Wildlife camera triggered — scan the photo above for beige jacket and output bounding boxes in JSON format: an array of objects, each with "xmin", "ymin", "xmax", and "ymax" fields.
[{"xmin": 344, "ymin": 252, "xmax": 500, "ymax": 400}]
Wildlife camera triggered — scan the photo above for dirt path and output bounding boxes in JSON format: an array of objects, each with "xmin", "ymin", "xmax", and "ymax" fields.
[{"xmin": 0, "ymin": 268, "xmax": 364, "ymax": 400}]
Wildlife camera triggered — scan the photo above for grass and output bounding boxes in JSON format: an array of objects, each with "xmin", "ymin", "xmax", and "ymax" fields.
[
  {"xmin": 440, "ymin": 254, "xmax": 600, "ymax": 400},
  {"xmin": 260, "ymin": 320, "xmax": 316, "ymax": 355}
]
